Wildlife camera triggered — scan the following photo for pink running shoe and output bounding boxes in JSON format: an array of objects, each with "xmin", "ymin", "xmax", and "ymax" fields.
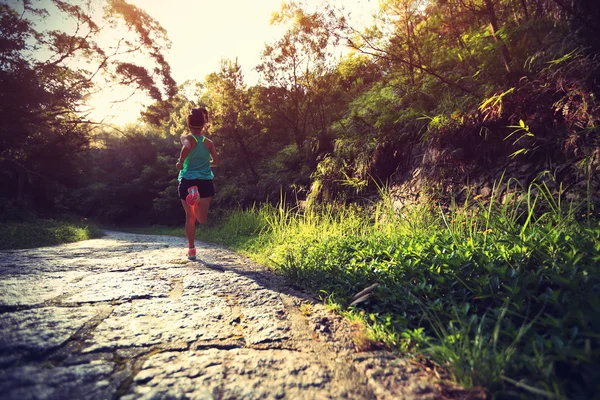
[
  {"xmin": 187, "ymin": 247, "xmax": 196, "ymax": 260},
  {"xmin": 186, "ymin": 186, "xmax": 199, "ymax": 206}
]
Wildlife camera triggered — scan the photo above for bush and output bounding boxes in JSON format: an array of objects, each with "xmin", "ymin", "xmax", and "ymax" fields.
[
  {"xmin": 216, "ymin": 182, "xmax": 600, "ymax": 399},
  {"xmin": 0, "ymin": 198, "xmax": 36, "ymax": 223},
  {"xmin": 0, "ymin": 219, "xmax": 104, "ymax": 250}
]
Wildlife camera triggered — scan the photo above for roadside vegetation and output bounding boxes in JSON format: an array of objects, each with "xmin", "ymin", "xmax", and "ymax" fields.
[
  {"xmin": 0, "ymin": 218, "xmax": 103, "ymax": 250},
  {"xmin": 189, "ymin": 181, "xmax": 599, "ymax": 399}
]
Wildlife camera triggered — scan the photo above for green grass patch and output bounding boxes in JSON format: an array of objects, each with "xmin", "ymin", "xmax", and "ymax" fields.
[
  {"xmin": 0, "ymin": 219, "xmax": 104, "ymax": 250},
  {"xmin": 190, "ymin": 182, "xmax": 599, "ymax": 399},
  {"xmin": 108, "ymin": 181, "xmax": 600, "ymax": 398},
  {"xmin": 111, "ymin": 206, "xmax": 267, "ymax": 249}
]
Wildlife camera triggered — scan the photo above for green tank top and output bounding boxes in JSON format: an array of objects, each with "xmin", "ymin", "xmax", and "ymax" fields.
[{"xmin": 178, "ymin": 135, "xmax": 214, "ymax": 181}]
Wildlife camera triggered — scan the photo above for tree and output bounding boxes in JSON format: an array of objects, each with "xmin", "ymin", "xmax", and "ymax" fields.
[
  {"xmin": 331, "ymin": 0, "xmax": 476, "ymax": 95},
  {"xmin": 447, "ymin": 0, "xmax": 513, "ymax": 72},
  {"xmin": 203, "ymin": 59, "xmax": 261, "ymax": 182},
  {"xmin": 256, "ymin": 0, "xmax": 340, "ymax": 151},
  {"xmin": 0, "ymin": 0, "xmax": 176, "ymax": 216}
]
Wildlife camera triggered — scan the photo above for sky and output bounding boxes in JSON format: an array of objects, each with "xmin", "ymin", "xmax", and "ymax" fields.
[
  {"xmin": 89, "ymin": 0, "xmax": 286, "ymax": 124},
  {"xmin": 80, "ymin": 0, "xmax": 378, "ymax": 125}
]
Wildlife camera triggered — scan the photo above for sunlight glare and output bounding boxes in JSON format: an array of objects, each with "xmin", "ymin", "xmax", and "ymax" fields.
[{"xmin": 90, "ymin": 0, "xmax": 377, "ymax": 125}]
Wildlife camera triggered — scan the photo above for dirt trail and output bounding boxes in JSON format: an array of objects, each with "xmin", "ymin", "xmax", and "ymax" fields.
[{"xmin": 0, "ymin": 230, "xmax": 480, "ymax": 399}]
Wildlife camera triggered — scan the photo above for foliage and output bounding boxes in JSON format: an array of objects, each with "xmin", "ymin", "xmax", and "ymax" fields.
[
  {"xmin": 0, "ymin": 0, "xmax": 176, "ymax": 218},
  {"xmin": 256, "ymin": 0, "xmax": 348, "ymax": 158},
  {"xmin": 0, "ymin": 218, "xmax": 103, "ymax": 250},
  {"xmin": 2, "ymin": 0, "xmax": 598, "ymax": 217},
  {"xmin": 202, "ymin": 59, "xmax": 263, "ymax": 185},
  {"xmin": 209, "ymin": 181, "xmax": 600, "ymax": 399},
  {"xmin": 71, "ymin": 125, "xmax": 182, "ymax": 225},
  {"xmin": 3, "ymin": 0, "xmax": 594, "ymax": 225}
]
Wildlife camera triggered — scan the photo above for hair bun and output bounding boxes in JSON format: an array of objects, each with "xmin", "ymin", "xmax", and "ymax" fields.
[{"xmin": 189, "ymin": 107, "xmax": 209, "ymax": 127}]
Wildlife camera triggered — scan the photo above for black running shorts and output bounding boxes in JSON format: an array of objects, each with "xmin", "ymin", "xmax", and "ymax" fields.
[{"xmin": 178, "ymin": 178, "xmax": 215, "ymax": 200}]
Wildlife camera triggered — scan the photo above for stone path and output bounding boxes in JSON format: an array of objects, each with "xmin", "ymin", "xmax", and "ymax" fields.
[{"xmin": 0, "ymin": 231, "xmax": 481, "ymax": 399}]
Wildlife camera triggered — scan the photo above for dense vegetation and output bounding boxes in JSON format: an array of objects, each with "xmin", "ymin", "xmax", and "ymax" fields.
[
  {"xmin": 3, "ymin": 0, "xmax": 598, "ymax": 224},
  {"xmin": 0, "ymin": 218, "xmax": 103, "ymax": 250},
  {"xmin": 187, "ymin": 182, "xmax": 599, "ymax": 399},
  {"xmin": 1, "ymin": 0, "xmax": 598, "ymax": 398}
]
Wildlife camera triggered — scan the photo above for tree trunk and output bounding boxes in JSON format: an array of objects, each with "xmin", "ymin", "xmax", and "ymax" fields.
[
  {"xmin": 406, "ymin": 16, "xmax": 415, "ymax": 86},
  {"xmin": 484, "ymin": 0, "xmax": 512, "ymax": 72},
  {"xmin": 520, "ymin": 0, "xmax": 530, "ymax": 22}
]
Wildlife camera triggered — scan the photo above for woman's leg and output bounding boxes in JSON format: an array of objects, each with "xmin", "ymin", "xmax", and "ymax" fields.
[
  {"xmin": 181, "ymin": 199, "xmax": 197, "ymax": 248},
  {"xmin": 194, "ymin": 197, "xmax": 213, "ymax": 224}
]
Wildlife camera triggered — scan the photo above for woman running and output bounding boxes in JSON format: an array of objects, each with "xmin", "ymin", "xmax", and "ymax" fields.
[{"xmin": 176, "ymin": 107, "xmax": 220, "ymax": 260}]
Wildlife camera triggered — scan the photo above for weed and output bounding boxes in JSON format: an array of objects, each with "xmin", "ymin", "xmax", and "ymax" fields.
[
  {"xmin": 208, "ymin": 180, "xmax": 599, "ymax": 398},
  {"xmin": 113, "ymin": 178, "xmax": 599, "ymax": 398}
]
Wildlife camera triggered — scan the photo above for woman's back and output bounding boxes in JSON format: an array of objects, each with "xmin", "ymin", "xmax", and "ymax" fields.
[{"xmin": 178, "ymin": 135, "xmax": 213, "ymax": 180}]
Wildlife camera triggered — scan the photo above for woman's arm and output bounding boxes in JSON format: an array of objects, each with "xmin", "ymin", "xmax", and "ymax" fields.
[
  {"xmin": 204, "ymin": 138, "xmax": 220, "ymax": 168},
  {"xmin": 176, "ymin": 135, "xmax": 196, "ymax": 170}
]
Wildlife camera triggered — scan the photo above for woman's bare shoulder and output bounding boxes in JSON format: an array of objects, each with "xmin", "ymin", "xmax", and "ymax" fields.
[{"xmin": 180, "ymin": 134, "xmax": 196, "ymax": 144}]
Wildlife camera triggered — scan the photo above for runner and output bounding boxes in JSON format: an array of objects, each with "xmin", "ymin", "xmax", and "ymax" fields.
[{"xmin": 176, "ymin": 107, "xmax": 220, "ymax": 260}]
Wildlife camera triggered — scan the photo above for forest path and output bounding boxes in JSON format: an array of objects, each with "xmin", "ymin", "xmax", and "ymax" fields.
[{"xmin": 0, "ymin": 230, "xmax": 476, "ymax": 399}]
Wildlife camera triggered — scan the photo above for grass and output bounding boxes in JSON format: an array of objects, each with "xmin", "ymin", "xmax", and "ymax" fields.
[
  {"xmin": 166, "ymin": 180, "xmax": 598, "ymax": 399},
  {"xmin": 113, "ymin": 204, "xmax": 267, "ymax": 250},
  {"xmin": 5, "ymin": 175, "xmax": 597, "ymax": 398},
  {"xmin": 96, "ymin": 179, "xmax": 599, "ymax": 399},
  {"xmin": 0, "ymin": 218, "xmax": 104, "ymax": 250}
]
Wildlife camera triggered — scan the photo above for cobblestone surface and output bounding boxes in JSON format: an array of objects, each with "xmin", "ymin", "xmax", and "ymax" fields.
[{"xmin": 0, "ymin": 231, "xmax": 483, "ymax": 399}]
